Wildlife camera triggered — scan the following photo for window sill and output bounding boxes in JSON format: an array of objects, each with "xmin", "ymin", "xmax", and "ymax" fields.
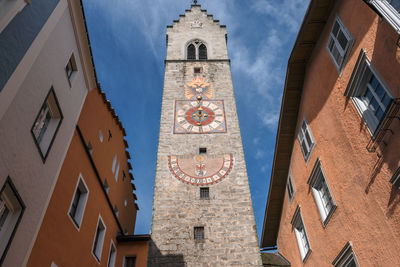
[{"xmin": 369, "ymin": 0, "xmax": 400, "ymax": 34}]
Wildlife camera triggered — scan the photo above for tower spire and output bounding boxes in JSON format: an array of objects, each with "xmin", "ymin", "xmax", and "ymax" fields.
[{"xmin": 193, "ymin": 0, "xmax": 198, "ymax": 4}]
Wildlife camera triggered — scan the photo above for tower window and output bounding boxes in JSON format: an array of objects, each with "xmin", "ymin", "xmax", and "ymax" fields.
[
  {"xmin": 186, "ymin": 40, "xmax": 208, "ymax": 60},
  {"xmin": 200, "ymin": 187, "xmax": 209, "ymax": 199},
  {"xmin": 194, "ymin": 227, "xmax": 204, "ymax": 240},
  {"xmin": 187, "ymin": 44, "xmax": 196, "ymax": 60},
  {"xmin": 199, "ymin": 147, "xmax": 207, "ymax": 154},
  {"xmin": 199, "ymin": 44, "xmax": 207, "ymax": 60},
  {"xmin": 194, "ymin": 67, "xmax": 201, "ymax": 74}
]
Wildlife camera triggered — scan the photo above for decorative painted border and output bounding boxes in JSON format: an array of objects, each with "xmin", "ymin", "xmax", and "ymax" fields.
[{"xmin": 168, "ymin": 154, "xmax": 233, "ymax": 186}]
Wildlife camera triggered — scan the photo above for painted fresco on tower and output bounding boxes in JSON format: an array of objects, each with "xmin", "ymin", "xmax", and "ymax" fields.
[
  {"xmin": 185, "ymin": 77, "xmax": 213, "ymax": 100},
  {"xmin": 174, "ymin": 99, "xmax": 227, "ymax": 134},
  {"xmin": 168, "ymin": 154, "xmax": 233, "ymax": 185}
]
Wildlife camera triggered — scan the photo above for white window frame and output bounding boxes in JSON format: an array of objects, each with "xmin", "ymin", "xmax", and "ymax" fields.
[
  {"xmin": 0, "ymin": 0, "xmax": 27, "ymax": 34},
  {"xmin": 287, "ymin": 174, "xmax": 295, "ymax": 203},
  {"xmin": 0, "ymin": 177, "xmax": 25, "ymax": 264},
  {"xmin": 307, "ymin": 159, "xmax": 337, "ymax": 226},
  {"xmin": 345, "ymin": 50, "xmax": 394, "ymax": 135},
  {"xmin": 297, "ymin": 117, "xmax": 315, "ymax": 162},
  {"xmin": 326, "ymin": 15, "xmax": 354, "ymax": 74},
  {"xmin": 92, "ymin": 215, "xmax": 106, "ymax": 263},
  {"xmin": 107, "ymin": 240, "xmax": 116, "ymax": 267},
  {"xmin": 368, "ymin": 0, "xmax": 400, "ymax": 34},
  {"xmin": 291, "ymin": 206, "xmax": 311, "ymax": 262},
  {"xmin": 68, "ymin": 174, "xmax": 89, "ymax": 230},
  {"xmin": 332, "ymin": 242, "xmax": 359, "ymax": 267},
  {"xmin": 31, "ymin": 87, "xmax": 63, "ymax": 161}
]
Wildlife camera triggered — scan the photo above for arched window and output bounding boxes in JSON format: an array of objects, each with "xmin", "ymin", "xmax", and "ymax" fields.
[
  {"xmin": 187, "ymin": 44, "xmax": 196, "ymax": 60},
  {"xmin": 186, "ymin": 40, "xmax": 208, "ymax": 60},
  {"xmin": 199, "ymin": 44, "xmax": 207, "ymax": 60}
]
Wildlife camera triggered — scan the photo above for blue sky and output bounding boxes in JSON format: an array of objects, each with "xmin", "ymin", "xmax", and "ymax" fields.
[{"xmin": 82, "ymin": 0, "xmax": 310, "ymax": 242}]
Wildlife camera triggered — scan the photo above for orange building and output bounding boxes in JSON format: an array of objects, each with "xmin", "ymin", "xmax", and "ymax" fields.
[
  {"xmin": 27, "ymin": 87, "xmax": 149, "ymax": 267},
  {"xmin": 262, "ymin": 0, "xmax": 400, "ymax": 266}
]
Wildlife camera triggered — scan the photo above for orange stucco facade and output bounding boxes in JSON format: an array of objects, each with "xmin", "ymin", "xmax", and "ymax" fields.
[
  {"xmin": 27, "ymin": 89, "xmax": 149, "ymax": 267},
  {"xmin": 266, "ymin": 0, "xmax": 400, "ymax": 266}
]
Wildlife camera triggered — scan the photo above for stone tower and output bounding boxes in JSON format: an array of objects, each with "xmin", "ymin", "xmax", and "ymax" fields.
[{"xmin": 148, "ymin": 4, "xmax": 262, "ymax": 267}]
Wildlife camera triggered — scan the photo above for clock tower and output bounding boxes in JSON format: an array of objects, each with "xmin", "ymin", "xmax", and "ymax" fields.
[{"xmin": 148, "ymin": 3, "xmax": 262, "ymax": 266}]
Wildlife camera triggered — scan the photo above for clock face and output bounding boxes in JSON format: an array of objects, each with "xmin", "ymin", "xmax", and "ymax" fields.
[
  {"xmin": 169, "ymin": 154, "xmax": 233, "ymax": 186},
  {"xmin": 174, "ymin": 100, "xmax": 227, "ymax": 134}
]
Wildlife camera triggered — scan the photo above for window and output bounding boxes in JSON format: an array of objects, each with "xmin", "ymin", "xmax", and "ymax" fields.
[
  {"xmin": 186, "ymin": 40, "xmax": 208, "ymax": 60},
  {"xmin": 68, "ymin": 175, "xmax": 89, "ymax": 228},
  {"xmin": 103, "ymin": 179, "xmax": 109, "ymax": 194},
  {"xmin": 390, "ymin": 167, "xmax": 400, "ymax": 188},
  {"xmin": 297, "ymin": 118, "xmax": 315, "ymax": 162},
  {"xmin": 194, "ymin": 67, "xmax": 202, "ymax": 74},
  {"xmin": 31, "ymin": 88, "xmax": 63, "ymax": 161},
  {"xmin": 287, "ymin": 174, "xmax": 295, "ymax": 203},
  {"xmin": 199, "ymin": 44, "xmax": 207, "ymax": 60},
  {"xmin": 187, "ymin": 44, "xmax": 196, "ymax": 60},
  {"xmin": 124, "ymin": 256, "xmax": 136, "ymax": 267},
  {"xmin": 194, "ymin": 226, "xmax": 204, "ymax": 241},
  {"xmin": 308, "ymin": 159, "xmax": 336, "ymax": 226},
  {"xmin": 107, "ymin": 241, "xmax": 116, "ymax": 267},
  {"xmin": 368, "ymin": 0, "xmax": 400, "ymax": 34},
  {"xmin": 326, "ymin": 16, "xmax": 353, "ymax": 73},
  {"xmin": 0, "ymin": 177, "xmax": 25, "ymax": 265},
  {"xmin": 200, "ymin": 187, "xmax": 209, "ymax": 199},
  {"xmin": 92, "ymin": 216, "xmax": 106, "ymax": 262},
  {"xmin": 333, "ymin": 242, "xmax": 359, "ymax": 267},
  {"xmin": 87, "ymin": 142, "xmax": 93, "ymax": 155},
  {"xmin": 65, "ymin": 54, "xmax": 77, "ymax": 86},
  {"xmin": 345, "ymin": 50, "xmax": 394, "ymax": 134},
  {"xmin": 114, "ymin": 205, "xmax": 119, "ymax": 218},
  {"xmin": 0, "ymin": 0, "xmax": 26, "ymax": 34},
  {"xmin": 199, "ymin": 147, "xmax": 207, "ymax": 154},
  {"xmin": 99, "ymin": 130, "xmax": 104, "ymax": 142},
  {"xmin": 291, "ymin": 206, "xmax": 311, "ymax": 262},
  {"xmin": 114, "ymin": 163, "xmax": 120, "ymax": 182}
]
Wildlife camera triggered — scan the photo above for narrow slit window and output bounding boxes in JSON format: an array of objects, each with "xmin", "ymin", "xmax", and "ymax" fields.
[
  {"xmin": 287, "ymin": 174, "xmax": 295, "ymax": 203},
  {"xmin": 107, "ymin": 242, "xmax": 116, "ymax": 267},
  {"xmin": 200, "ymin": 187, "xmax": 209, "ymax": 199},
  {"xmin": 194, "ymin": 226, "xmax": 204, "ymax": 240},
  {"xmin": 199, "ymin": 147, "xmax": 207, "ymax": 154},
  {"xmin": 194, "ymin": 67, "xmax": 201, "ymax": 74}
]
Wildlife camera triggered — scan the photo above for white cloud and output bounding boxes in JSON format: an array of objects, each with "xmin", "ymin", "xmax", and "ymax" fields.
[{"xmin": 255, "ymin": 149, "xmax": 265, "ymax": 160}]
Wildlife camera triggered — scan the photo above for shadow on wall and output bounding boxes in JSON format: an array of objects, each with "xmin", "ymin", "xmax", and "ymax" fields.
[{"xmin": 147, "ymin": 239, "xmax": 185, "ymax": 267}]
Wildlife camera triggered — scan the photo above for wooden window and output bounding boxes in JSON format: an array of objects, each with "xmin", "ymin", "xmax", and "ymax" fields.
[
  {"xmin": 200, "ymin": 187, "xmax": 209, "ymax": 199},
  {"xmin": 297, "ymin": 118, "xmax": 315, "ymax": 162},
  {"xmin": 194, "ymin": 227, "xmax": 204, "ymax": 240},
  {"xmin": 326, "ymin": 16, "xmax": 353, "ymax": 73},
  {"xmin": 187, "ymin": 44, "xmax": 196, "ymax": 60}
]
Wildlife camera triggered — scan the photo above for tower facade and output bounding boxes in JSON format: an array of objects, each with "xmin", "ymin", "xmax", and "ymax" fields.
[{"xmin": 148, "ymin": 4, "xmax": 262, "ymax": 267}]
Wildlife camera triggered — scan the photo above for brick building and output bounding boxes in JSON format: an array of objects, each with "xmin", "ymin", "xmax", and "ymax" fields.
[{"xmin": 262, "ymin": 0, "xmax": 400, "ymax": 266}]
